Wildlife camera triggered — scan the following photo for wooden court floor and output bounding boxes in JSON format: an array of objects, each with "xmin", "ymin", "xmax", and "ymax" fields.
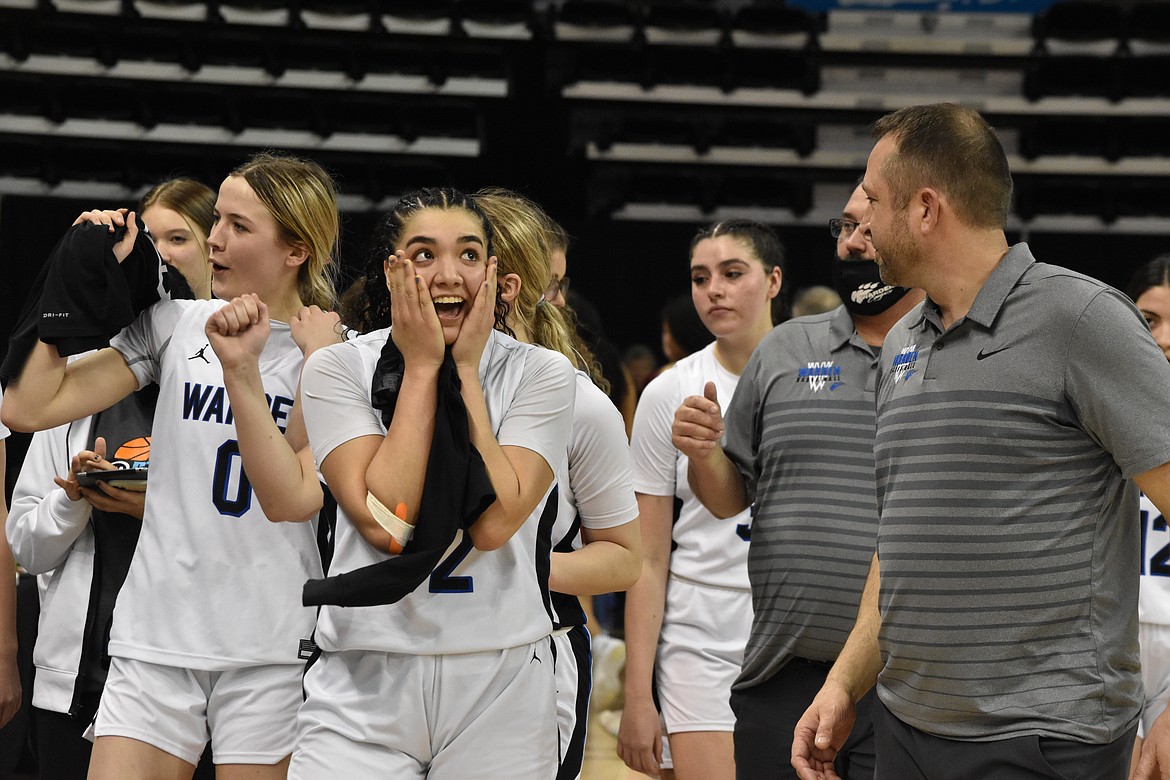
[{"xmin": 581, "ymin": 710, "xmax": 657, "ymax": 780}]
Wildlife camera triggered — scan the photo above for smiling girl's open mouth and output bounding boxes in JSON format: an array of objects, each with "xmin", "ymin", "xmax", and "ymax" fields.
[{"xmin": 433, "ymin": 296, "xmax": 466, "ymax": 320}]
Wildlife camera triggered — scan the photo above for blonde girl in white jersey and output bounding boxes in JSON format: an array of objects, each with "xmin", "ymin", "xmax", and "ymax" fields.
[
  {"xmin": 619, "ymin": 220, "xmax": 783, "ymax": 780},
  {"xmin": 291, "ymin": 187, "xmax": 576, "ymax": 779},
  {"xmin": 474, "ymin": 189, "xmax": 642, "ymax": 779},
  {"xmin": 2, "ymin": 152, "xmax": 339, "ymax": 780}
]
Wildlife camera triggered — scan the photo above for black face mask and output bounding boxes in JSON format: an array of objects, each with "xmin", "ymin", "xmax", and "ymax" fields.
[{"xmin": 830, "ymin": 254, "xmax": 912, "ymax": 317}]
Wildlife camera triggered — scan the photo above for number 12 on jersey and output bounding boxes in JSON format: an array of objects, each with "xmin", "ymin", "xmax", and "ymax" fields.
[{"xmin": 1142, "ymin": 507, "xmax": 1170, "ymax": 577}]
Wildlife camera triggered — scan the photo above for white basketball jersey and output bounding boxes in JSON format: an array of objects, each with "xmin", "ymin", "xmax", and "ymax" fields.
[
  {"xmin": 1140, "ymin": 492, "xmax": 1170, "ymax": 625},
  {"xmin": 303, "ymin": 329, "xmax": 576, "ymax": 655},
  {"xmin": 108, "ymin": 299, "xmax": 322, "ymax": 670},
  {"xmin": 549, "ymin": 372, "xmax": 640, "ymax": 628},
  {"xmin": 631, "ymin": 343, "xmax": 750, "ymax": 591}
]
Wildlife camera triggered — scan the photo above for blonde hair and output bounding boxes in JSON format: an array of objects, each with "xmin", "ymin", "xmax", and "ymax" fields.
[
  {"xmin": 140, "ymin": 177, "xmax": 215, "ymax": 256},
  {"xmin": 230, "ymin": 151, "xmax": 339, "ymax": 310},
  {"xmin": 473, "ymin": 188, "xmax": 608, "ymax": 391}
]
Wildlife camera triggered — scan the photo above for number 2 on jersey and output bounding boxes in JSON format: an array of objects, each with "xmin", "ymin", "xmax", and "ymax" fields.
[{"xmin": 430, "ymin": 531, "xmax": 475, "ymax": 593}]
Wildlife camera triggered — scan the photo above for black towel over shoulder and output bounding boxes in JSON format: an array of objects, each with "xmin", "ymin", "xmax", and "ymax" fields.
[
  {"xmin": 1, "ymin": 221, "xmax": 192, "ymax": 383},
  {"xmin": 302, "ymin": 338, "xmax": 496, "ymax": 608}
]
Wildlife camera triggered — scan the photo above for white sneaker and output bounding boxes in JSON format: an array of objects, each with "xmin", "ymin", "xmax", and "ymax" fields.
[
  {"xmin": 591, "ymin": 633, "xmax": 626, "ymax": 712},
  {"xmin": 597, "ymin": 708, "xmax": 622, "ymax": 738}
]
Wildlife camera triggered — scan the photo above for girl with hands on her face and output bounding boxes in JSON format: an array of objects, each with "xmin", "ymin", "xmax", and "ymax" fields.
[
  {"xmin": 386, "ymin": 243, "xmax": 499, "ymax": 369},
  {"xmin": 385, "ymin": 249, "xmax": 447, "ymax": 370},
  {"xmin": 289, "ymin": 187, "xmax": 577, "ymax": 780}
]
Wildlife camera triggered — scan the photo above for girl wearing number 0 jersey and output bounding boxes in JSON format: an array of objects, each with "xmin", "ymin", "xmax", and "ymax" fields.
[
  {"xmin": 291, "ymin": 188, "xmax": 576, "ymax": 779},
  {"xmin": 2, "ymin": 152, "xmax": 340, "ymax": 779}
]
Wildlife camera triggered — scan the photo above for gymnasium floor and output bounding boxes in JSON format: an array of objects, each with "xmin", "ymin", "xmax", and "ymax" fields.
[{"xmin": 581, "ymin": 711, "xmax": 655, "ymax": 780}]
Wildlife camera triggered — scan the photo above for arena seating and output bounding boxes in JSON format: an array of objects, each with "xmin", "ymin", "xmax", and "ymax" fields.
[{"xmin": 0, "ymin": 0, "xmax": 1166, "ymax": 237}]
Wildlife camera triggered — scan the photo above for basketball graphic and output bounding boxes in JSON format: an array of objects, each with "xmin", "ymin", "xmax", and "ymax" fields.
[{"xmin": 114, "ymin": 436, "xmax": 152, "ymax": 463}]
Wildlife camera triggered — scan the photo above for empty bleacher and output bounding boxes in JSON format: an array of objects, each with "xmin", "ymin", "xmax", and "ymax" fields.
[{"xmin": 0, "ymin": 0, "xmax": 1166, "ymax": 236}]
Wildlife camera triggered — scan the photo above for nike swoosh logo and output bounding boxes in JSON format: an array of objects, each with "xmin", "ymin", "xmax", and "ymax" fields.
[{"xmin": 976, "ymin": 345, "xmax": 1012, "ymax": 360}]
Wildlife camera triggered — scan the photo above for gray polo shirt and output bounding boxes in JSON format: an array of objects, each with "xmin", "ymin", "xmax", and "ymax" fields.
[
  {"xmin": 723, "ymin": 306, "xmax": 882, "ymax": 690},
  {"xmin": 875, "ymin": 243, "xmax": 1170, "ymax": 743}
]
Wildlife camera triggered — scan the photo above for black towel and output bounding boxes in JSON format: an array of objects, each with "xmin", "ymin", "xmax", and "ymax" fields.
[
  {"xmin": 1, "ymin": 221, "xmax": 192, "ymax": 384},
  {"xmin": 302, "ymin": 338, "xmax": 496, "ymax": 608}
]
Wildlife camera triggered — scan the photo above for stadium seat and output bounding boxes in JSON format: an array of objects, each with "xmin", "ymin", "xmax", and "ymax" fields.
[
  {"xmin": 299, "ymin": 1, "xmax": 371, "ymax": 32},
  {"xmin": 456, "ymin": 0, "xmax": 541, "ymax": 40},
  {"xmin": 1017, "ymin": 117, "xmax": 1118, "ymax": 161},
  {"xmin": 554, "ymin": 0, "xmax": 639, "ymax": 43},
  {"xmin": 378, "ymin": 0, "xmax": 454, "ymax": 36},
  {"xmin": 642, "ymin": 0, "xmax": 725, "ymax": 47},
  {"xmin": 1032, "ymin": 0, "xmax": 1124, "ymax": 55},
  {"xmin": 729, "ymin": 2, "xmax": 820, "ymax": 49}
]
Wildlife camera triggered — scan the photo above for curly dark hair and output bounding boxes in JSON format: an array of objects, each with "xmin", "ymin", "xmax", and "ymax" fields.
[{"xmin": 341, "ymin": 187, "xmax": 510, "ymax": 335}]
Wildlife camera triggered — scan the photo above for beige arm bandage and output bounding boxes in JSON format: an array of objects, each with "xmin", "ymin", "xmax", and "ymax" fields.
[{"xmin": 366, "ymin": 492, "xmax": 415, "ymax": 553}]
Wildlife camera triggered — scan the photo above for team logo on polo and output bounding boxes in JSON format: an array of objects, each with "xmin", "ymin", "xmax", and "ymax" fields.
[
  {"xmin": 797, "ymin": 361, "xmax": 842, "ymax": 392},
  {"xmin": 892, "ymin": 345, "xmax": 919, "ymax": 382}
]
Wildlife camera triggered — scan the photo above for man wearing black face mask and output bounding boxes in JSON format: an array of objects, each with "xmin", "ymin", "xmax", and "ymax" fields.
[
  {"xmin": 670, "ymin": 184, "xmax": 922, "ymax": 780},
  {"xmin": 830, "ymin": 184, "xmax": 922, "ymax": 340}
]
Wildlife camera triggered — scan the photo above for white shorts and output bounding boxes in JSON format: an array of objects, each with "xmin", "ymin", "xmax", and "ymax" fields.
[
  {"xmin": 656, "ymin": 576, "xmax": 750, "ymax": 734},
  {"xmin": 290, "ymin": 640, "xmax": 558, "ymax": 780},
  {"xmin": 553, "ymin": 626, "xmax": 591, "ymax": 780},
  {"xmin": 660, "ymin": 724, "xmax": 674, "ymax": 770},
  {"xmin": 1140, "ymin": 621, "xmax": 1170, "ymax": 738},
  {"xmin": 93, "ymin": 656, "xmax": 303, "ymax": 765}
]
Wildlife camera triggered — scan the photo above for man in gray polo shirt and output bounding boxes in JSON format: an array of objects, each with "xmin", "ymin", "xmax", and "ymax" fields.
[
  {"xmin": 792, "ymin": 102, "xmax": 1170, "ymax": 780},
  {"xmin": 672, "ymin": 183, "xmax": 923, "ymax": 779}
]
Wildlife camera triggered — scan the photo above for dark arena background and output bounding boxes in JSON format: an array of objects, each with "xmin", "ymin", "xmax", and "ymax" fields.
[
  {"xmin": 2, "ymin": 0, "xmax": 1169, "ymax": 497},
  {"xmin": 2, "ymin": 1, "xmax": 1170, "ymax": 775}
]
